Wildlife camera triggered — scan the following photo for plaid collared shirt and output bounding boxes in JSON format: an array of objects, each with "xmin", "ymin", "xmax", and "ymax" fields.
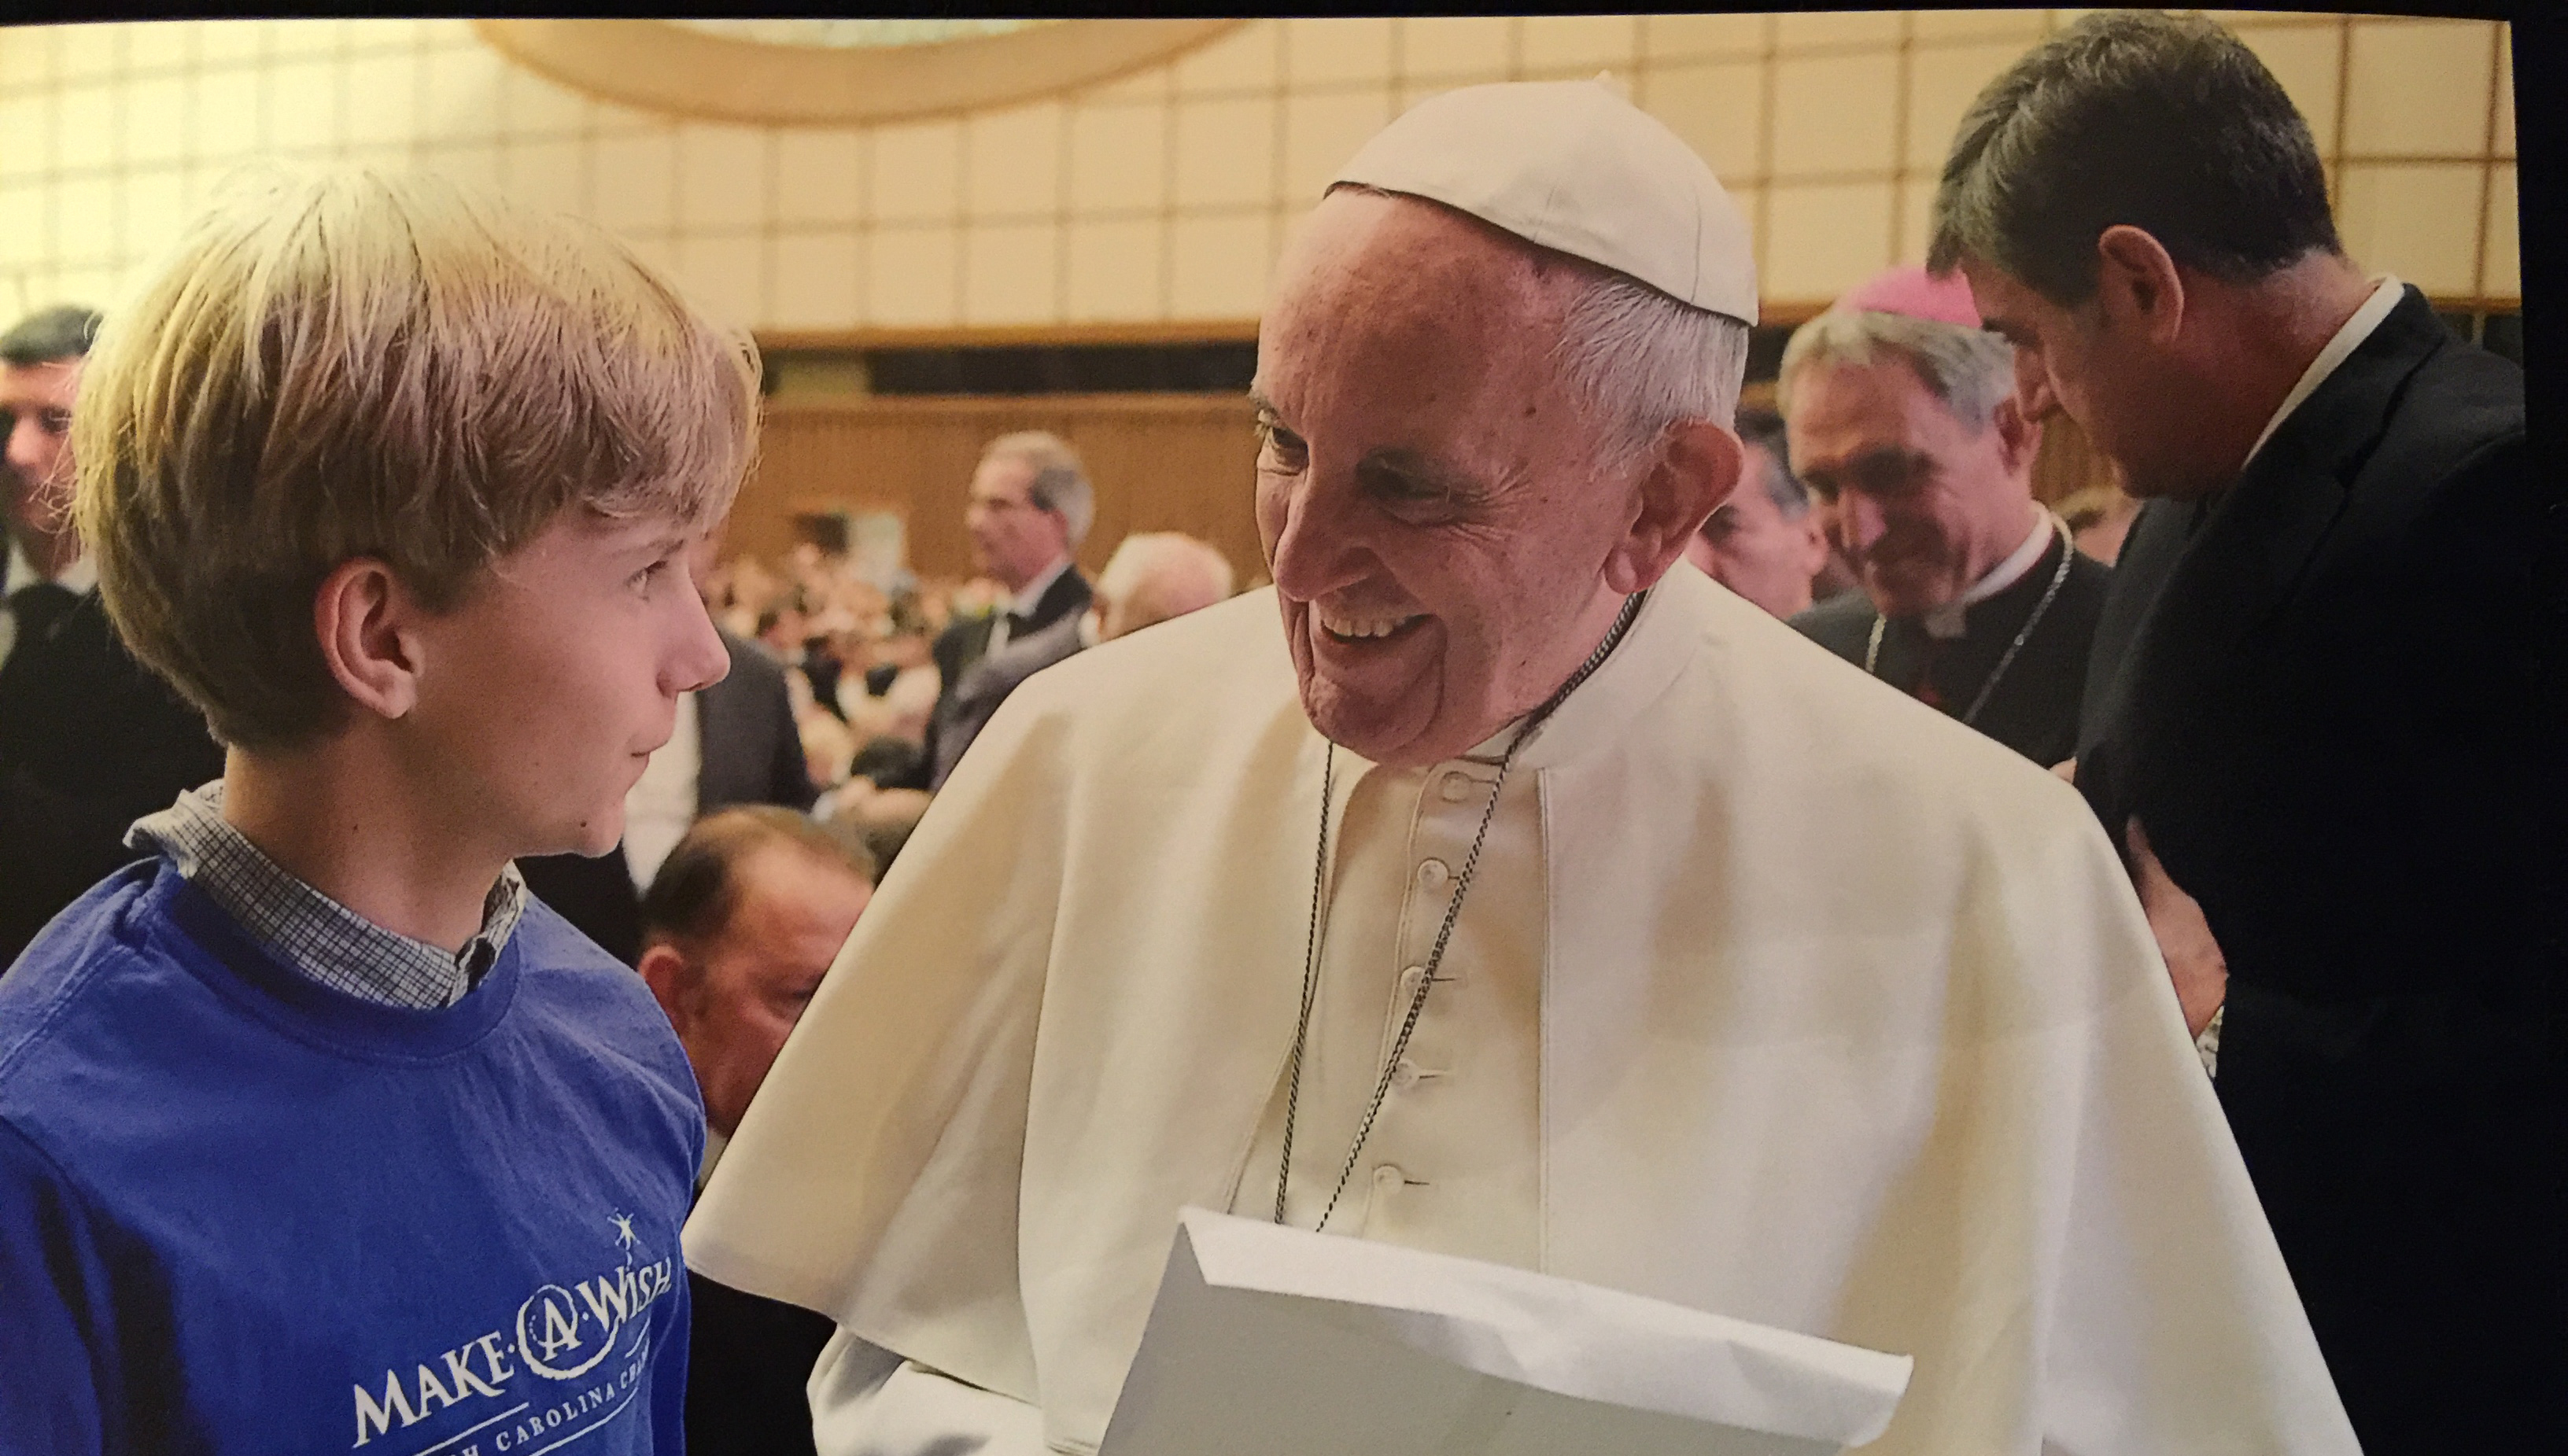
[{"xmin": 127, "ymin": 783, "xmax": 526, "ymax": 1011}]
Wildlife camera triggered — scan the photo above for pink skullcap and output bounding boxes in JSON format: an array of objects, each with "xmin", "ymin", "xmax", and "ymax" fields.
[{"xmin": 1832, "ymin": 264, "xmax": 1981, "ymax": 328}]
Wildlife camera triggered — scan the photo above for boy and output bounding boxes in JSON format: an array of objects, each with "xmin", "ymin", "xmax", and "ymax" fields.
[{"xmin": 0, "ymin": 169, "xmax": 758, "ymax": 1452}]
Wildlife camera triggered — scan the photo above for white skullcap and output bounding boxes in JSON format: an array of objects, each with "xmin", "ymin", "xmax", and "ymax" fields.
[{"xmin": 1330, "ymin": 77, "xmax": 1758, "ymax": 325}]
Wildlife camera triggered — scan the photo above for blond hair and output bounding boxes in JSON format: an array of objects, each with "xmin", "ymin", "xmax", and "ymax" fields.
[{"xmin": 72, "ymin": 167, "xmax": 760, "ymax": 750}]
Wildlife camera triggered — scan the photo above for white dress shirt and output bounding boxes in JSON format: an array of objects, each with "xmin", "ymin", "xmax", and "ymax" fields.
[
  {"xmin": 623, "ymin": 691, "xmax": 702, "ymax": 891},
  {"xmin": 983, "ymin": 556, "xmax": 1072, "ymax": 656},
  {"xmin": 2243, "ymin": 275, "xmax": 2404, "ymax": 471}
]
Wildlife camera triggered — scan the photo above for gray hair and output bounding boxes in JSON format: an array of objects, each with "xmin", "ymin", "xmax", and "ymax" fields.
[
  {"xmin": 981, "ymin": 429, "xmax": 1094, "ymax": 548},
  {"xmin": 1927, "ymin": 10, "xmax": 2337, "ymax": 304},
  {"xmin": 1773, "ymin": 308, "xmax": 2017, "ymax": 434},
  {"xmin": 1096, "ymin": 531, "xmax": 1234, "ymax": 605},
  {"xmin": 1552, "ymin": 267, "xmax": 1749, "ymax": 470},
  {"xmin": 1094, "ymin": 530, "xmax": 1234, "ymax": 637}
]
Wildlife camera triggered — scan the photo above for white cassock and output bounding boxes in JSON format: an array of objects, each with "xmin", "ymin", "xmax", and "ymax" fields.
[{"xmin": 685, "ymin": 563, "xmax": 2356, "ymax": 1456}]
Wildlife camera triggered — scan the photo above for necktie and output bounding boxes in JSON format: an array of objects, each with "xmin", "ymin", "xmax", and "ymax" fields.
[{"xmin": 8, "ymin": 581, "xmax": 79, "ymax": 650}]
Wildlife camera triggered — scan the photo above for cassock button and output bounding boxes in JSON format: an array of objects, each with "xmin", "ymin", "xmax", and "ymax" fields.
[
  {"xmin": 1392, "ymin": 1059, "xmax": 1420, "ymax": 1090},
  {"xmin": 1373, "ymin": 1164, "xmax": 1404, "ymax": 1189},
  {"xmin": 1399, "ymin": 965, "xmax": 1426, "ymax": 995},
  {"xmin": 1438, "ymin": 771, "xmax": 1475, "ymax": 803},
  {"xmin": 1417, "ymin": 859, "xmax": 1451, "ymax": 889}
]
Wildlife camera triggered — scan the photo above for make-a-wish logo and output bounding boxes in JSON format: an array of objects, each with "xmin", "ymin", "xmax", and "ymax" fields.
[
  {"xmin": 515, "ymin": 1215, "xmax": 659, "ymax": 1382},
  {"xmin": 352, "ymin": 1211, "xmax": 677, "ymax": 1450}
]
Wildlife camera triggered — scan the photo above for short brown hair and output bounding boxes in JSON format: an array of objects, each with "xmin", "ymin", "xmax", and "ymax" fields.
[
  {"xmin": 1928, "ymin": 11, "xmax": 2337, "ymax": 304},
  {"xmin": 640, "ymin": 806, "xmax": 876, "ymax": 949},
  {"xmin": 72, "ymin": 167, "xmax": 761, "ymax": 750}
]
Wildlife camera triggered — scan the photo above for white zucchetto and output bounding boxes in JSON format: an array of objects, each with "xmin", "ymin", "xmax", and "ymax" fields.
[{"xmin": 1330, "ymin": 77, "xmax": 1759, "ymax": 325}]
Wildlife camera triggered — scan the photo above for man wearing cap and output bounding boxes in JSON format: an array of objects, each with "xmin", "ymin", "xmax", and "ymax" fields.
[
  {"xmin": 1780, "ymin": 266, "xmax": 2111, "ymax": 767},
  {"xmin": 688, "ymin": 81, "xmax": 2354, "ymax": 1456}
]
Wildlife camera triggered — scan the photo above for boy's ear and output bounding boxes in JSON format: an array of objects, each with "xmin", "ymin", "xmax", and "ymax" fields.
[{"xmin": 312, "ymin": 557, "xmax": 422, "ymax": 722}]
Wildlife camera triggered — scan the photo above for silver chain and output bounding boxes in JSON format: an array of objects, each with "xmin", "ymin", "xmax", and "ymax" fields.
[
  {"xmin": 1275, "ymin": 591, "xmax": 1644, "ymax": 1232},
  {"xmin": 1863, "ymin": 514, "xmax": 2074, "ymax": 728}
]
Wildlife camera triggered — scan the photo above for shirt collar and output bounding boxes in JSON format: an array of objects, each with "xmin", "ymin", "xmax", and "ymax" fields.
[
  {"xmin": 3, "ymin": 540, "xmax": 95, "ymax": 596},
  {"xmin": 127, "ymin": 781, "xmax": 527, "ymax": 1011},
  {"xmin": 2241, "ymin": 275, "xmax": 2404, "ymax": 474},
  {"xmin": 1009, "ymin": 556, "xmax": 1074, "ymax": 619},
  {"xmin": 1921, "ymin": 509, "xmax": 2055, "ymax": 640}
]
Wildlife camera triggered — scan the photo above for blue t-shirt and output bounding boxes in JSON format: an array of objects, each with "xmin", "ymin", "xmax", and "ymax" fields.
[{"xmin": 0, "ymin": 860, "xmax": 705, "ymax": 1455}]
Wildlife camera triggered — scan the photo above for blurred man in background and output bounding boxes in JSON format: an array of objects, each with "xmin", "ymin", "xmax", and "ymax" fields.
[
  {"xmin": 0, "ymin": 304, "xmax": 224, "ymax": 968},
  {"xmin": 928, "ymin": 530, "xmax": 1235, "ymax": 789},
  {"xmin": 1781, "ymin": 266, "xmax": 2109, "ymax": 767},
  {"xmin": 640, "ymin": 805, "xmax": 876, "ymax": 1456},
  {"xmin": 1679, "ymin": 406, "xmax": 1827, "ymax": 618}
]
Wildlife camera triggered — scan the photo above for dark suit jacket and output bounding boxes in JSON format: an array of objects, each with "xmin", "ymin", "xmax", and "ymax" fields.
[
  {"xmin": 684, "ymin": 1271, "xmax": 834, "ymax": 1456},
  {"xmin": 0, "ymin": 587, "xmax": 225, "ymax": 968},
  {"xmin": 2075, "ymin": 287, "xmax": 2562, "ymax": 1449},
  {"xmin": 517, "ymin": 629, "xmax": 818, "ymax": 965},
  {"xmin": 1792, "ymin": 527, "xmax": 2109, "ymax": 767},
  {"xmin": 895, "ymin": 566, "xmax": 1090, "ymax": 791},
  {"xmin": 928, "ymin": 614, "xmax": 1087, "ymax": 789}
]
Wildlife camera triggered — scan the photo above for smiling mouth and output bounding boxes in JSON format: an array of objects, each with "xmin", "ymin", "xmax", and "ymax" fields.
[{"xmin": 1318, "ymin": 610, "xmax": 1425, "ymax": 643}]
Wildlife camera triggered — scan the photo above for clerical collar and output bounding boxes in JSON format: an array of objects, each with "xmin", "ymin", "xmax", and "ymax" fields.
[
  {"xmin": 1008, "ymin": 556, "xmax": 1073, "ymax": 619},
  {"xmin": 1922, "ymin": 511, "xmax": 2053, "ymax": 640},
  {"xmin": 2240, "ymin": 275, "xmax": 2404, "ymax": 475}
]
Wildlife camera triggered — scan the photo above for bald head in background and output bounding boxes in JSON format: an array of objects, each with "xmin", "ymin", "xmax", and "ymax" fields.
[{"xmin": 1091, "ymin": 532, "xmax": 1234, "ymax": 642}]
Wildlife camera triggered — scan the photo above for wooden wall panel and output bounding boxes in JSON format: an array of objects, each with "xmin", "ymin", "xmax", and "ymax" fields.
[
  {"xmin": 2029, "ymin": 411, "xmax": 2116, "ymax": 507},
  {"xmin": 729, "ymin": 391, "xmax": 2121, "ymax": 592},
  {"xmin": 730, "ymin": 393, "xmax": 1265, "ymax": 587}
]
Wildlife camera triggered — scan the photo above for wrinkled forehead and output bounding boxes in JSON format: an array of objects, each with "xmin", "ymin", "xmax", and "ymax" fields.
[{"xmin": 1260, "ymin": 191, "xmax": 1564, "ymax": 400}]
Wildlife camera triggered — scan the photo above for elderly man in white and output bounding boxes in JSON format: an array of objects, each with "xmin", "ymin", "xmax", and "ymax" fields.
[{"xmin": 688, "ymin": 81, "xmax": 2356, "ymax": 1456}]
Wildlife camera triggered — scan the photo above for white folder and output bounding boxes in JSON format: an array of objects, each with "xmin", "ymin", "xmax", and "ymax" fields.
[{"xmin": 1101, "ymin": 1208, "xmax": 1913, "ymax": 1456}]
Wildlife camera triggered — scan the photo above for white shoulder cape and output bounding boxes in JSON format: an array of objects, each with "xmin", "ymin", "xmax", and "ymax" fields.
[{"xmin": 688, "ymin": 566, "xmax": 2354, "ymax": 1456}]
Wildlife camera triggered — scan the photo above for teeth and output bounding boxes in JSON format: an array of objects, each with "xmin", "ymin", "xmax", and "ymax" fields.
[{"xmin": 1319, "ymin": 612, "xmax": 1420, "ymax": 640}]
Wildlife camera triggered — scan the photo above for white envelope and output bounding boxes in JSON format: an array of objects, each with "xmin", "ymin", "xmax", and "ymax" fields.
[{"xmin": 1101, "ymin": 1208, "xmax": 1913, "ymax": 1456}]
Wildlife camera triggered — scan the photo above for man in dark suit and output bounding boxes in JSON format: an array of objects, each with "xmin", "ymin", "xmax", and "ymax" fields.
[
  {"xmin": 1779, "ymin": 267, "xmax": 2109, "ymax": 768},
  {"xmin": 0, "ymin": 305, "xmax": 225, "ymax": 969},
  {"xmin": 927, "ymin": 530, "xmax": 1235, "ymax": 789},
  {"xmin": 1932, "ymin": 13, "xmax": 2559, "ymax": 1450},
  {"xmin": 518, "ymin": 544, "xmax": 819, "ymax": 964},
  {"xmin": 893, "ymin": 432, "xmax": 1094, "ymax": 790}
]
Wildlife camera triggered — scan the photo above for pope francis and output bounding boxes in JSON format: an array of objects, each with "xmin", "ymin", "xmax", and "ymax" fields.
[{"xmin": 687, "ymin": 81, "xmax": 2359, "ymax": 1456}]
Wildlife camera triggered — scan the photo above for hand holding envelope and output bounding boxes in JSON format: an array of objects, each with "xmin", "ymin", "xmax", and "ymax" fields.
[{"xmin": 1102, "ymin": 1210, "xmax": 1913, "ymax": 1456}]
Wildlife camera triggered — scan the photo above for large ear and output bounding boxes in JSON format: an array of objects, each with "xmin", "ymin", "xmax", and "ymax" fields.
[
  {"xmin": 312, "ymin": 556, "xmax": 423, "ymax": 723},
  {"xmin": 636, "ymin": 942, "xmax": 697, "ymax": 1031},
  {"xmin": 1604, "ymin": 418, "xmax": 1742, "ymax": 595},
  {"xmin": 1991, "ymin": 390, "xmax": 2042, "ymax": 477},
  {"xmin": 2093, "ymin": 224, "xmax": 2188, "ymax": 347},
  {"xmin": 2011, "ymin": 345, "xmax": 2058, "ymax": 423}
]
